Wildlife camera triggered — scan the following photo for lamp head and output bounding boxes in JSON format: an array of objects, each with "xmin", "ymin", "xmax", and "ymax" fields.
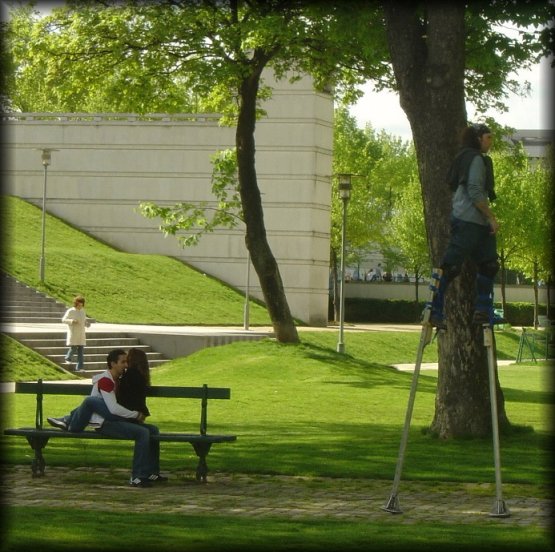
[
  {"xmin": 41, "ymin": 150, "xmax": 52, "ymax": 166},
  {"xmin": 36, "ymin": 148, "xmax": 58, "ymax": 166},
  {"xmin": 337, "ymin": 174, "xmax": 352, "ymax": 200}
]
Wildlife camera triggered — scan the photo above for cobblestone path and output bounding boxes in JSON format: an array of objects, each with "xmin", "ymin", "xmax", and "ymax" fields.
[{"xmin": 2, "ymin": 465, "xmax": 552, "ymax": 528}]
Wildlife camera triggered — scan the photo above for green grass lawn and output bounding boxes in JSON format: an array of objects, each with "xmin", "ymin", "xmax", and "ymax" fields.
[
  {"xmin": 5, "ymin": 507, "xmax": 551, "ymax": 552},
  {"xmin": 2, "ymin": 333, "xmax": 553, "ymax": 551},
  {"xmin": 3, "ymin": 333, "xmax": 552, "ymax": 484}
]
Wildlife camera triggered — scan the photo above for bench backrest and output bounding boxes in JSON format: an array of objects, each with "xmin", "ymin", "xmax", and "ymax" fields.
[{"xmin": 15, "ymin": 380, "xmax": 231, "ymax": 434}]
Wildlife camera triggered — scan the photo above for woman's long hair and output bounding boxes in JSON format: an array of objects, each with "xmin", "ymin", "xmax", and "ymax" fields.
[{"xmin": 126, "ymin": 348, "xmax": 151, "ymax": 386}]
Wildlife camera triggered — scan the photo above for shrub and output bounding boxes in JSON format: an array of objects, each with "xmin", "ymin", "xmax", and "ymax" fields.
[{"xmin": 329, "ymin": 298, "xmax": 546, "ymax": 325}]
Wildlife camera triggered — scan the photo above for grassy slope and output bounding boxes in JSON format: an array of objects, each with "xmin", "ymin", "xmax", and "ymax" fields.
[{"xmin": 1, "ymin": 195, "xmax": 271, "ymax": 325}]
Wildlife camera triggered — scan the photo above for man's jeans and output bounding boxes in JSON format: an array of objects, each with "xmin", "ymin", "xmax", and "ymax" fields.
[
  {"xmin": 65, "ymin": 345, "xmax": 84, "ymax": 370},
  {"xmin": 99, "ymin": 420, "xmax": 160, "ymax": 480},
  {"xmin": 61, "ymin": 396, "xmax": 160, "ymax": 480},
  {"xmin": 63, "ymin": 396, "xmax": 121, "ymax": 432}
]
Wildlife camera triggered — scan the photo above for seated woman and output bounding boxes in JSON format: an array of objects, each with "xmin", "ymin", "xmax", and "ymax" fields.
[{"xmin": 47, "ymin": 348, "xmax": 152, "ymax": 432}]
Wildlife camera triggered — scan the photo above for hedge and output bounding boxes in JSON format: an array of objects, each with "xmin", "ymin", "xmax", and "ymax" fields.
[{"xmin": 329, "ymin": 298, "xmax": 547, "ymax": 326}]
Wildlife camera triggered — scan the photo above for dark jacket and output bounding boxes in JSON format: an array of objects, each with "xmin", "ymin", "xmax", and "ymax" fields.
[{"xmin": 117, "ymin": 368, "xmax": 150, "ymax": 417}]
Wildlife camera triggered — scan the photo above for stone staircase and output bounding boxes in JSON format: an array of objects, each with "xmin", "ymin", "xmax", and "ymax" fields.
[
  {"xmin": 1, "ymin": 273, "xmax": 69, "ymax": 324},
  {"xmin": 2, "ymin": 273, "xmax": 169, "ymax": 376},
  {"xmin": 12, "ymin": 331, "xmax": 169, "ymax": 374}
]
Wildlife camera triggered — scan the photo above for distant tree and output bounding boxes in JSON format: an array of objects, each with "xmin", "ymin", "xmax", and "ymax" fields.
[
  {"xmin": 489, "ymin": 140, "xmax": 532, "ymax": 313},
  {"xmin": 331, "ymin": 107, "xmax": 415, "ymax": 319},
  {"xmin": 507, "ymin": 151, "xmax": 553, "ymax": 327},
  {"xmin": 384, "ymin": 172, "xmax": 430, "ymax": 307}
]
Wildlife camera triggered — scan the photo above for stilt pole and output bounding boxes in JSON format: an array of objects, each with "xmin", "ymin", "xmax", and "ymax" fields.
[
  {"xmin": 382, "ymin": 270, "xmax": 440, "ymax": 514},
  {"xmin": 483, "ymin": 324, "xmax": 510, "ymax": 518}
]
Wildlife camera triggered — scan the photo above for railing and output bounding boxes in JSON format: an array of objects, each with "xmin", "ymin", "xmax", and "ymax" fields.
[{"xmin": 1, "ymin": 112, "xmax": 222, "ymax": 123}]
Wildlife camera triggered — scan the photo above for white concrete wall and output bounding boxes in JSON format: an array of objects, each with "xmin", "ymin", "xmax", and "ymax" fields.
[
  {"xmin": 345, "ymin": 282, "xmax": 548, "ymax": 304},
  {"xmin": 2, "ymin": 73, "xmax": 333, "ymax": 325}
]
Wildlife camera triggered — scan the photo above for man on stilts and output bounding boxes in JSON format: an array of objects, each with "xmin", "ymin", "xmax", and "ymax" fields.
[
  {"xmin": 430, "ymin": 122, "xmax": 504, "ymax": 329},
  {"xmin": 383, "ymin": 122, "xmax": 510, "ymax": 517}
]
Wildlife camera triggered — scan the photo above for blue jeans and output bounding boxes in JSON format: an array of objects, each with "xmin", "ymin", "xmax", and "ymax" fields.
[
  {"xmin": 63, "ymin": 396, "xmax": 123, "ymax": 432},
  {"xmin": 442, "ymin": 217, "xmax": 497, "ymax": 270},
  {"xmin": 65, "ymin": 345, "xmax": 84, "ymax": 370},
  {"xmin": 99, "ymin": 420, "xmax": 160, "ymax": 480},
  {"xmin": 432, "ymin": 217, "xmax": 498, "ymax": 318},
  {"xmin": 61, "ymin": 397, "xmax": 160, "ymax": 480}
]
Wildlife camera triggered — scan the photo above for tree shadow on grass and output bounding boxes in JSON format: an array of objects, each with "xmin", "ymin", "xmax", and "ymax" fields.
[{"xmin": 502, "ymin": 387, "xmax": 555, "ymax": 405}]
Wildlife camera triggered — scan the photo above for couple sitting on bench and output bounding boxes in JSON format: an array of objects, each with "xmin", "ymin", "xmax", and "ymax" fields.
[{"xmin": 48, "ymin": 348, "xmax": 167, "ymax": 488}]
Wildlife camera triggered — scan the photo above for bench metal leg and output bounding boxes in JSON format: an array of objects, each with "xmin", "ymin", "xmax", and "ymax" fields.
[
  {"xmin": 25, "ymin": 436, "xmax": 49, "ymax": 477},
  {"xmin": 192, "ymin": 442, "xmax": 212, "ymax": 483}
]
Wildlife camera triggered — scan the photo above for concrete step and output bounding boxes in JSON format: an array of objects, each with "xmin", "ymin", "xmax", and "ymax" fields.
[
  {"xmin": 1, "ymin": 316, "xmax": 68, "ymax": 324},
  {"xmin": 1, "ymin": 303, "xmax": 65, "ymax": 308},
  {"xmin": 11, "ymin": 332, "xmax": 129, "ymax": 340},
  {"xmin": 28, "ymin": 347, "xmax": 159, "ymax": 358},
  {"xmin": 17, "ymin": 338, "xmax": 143, "ymax": 350},
  {"xmin": 59, "ymin": 356, "xmax": 170, "ymax": 371},
  {"xmin": 0, "ymin": 309, "xmax": 63, "ymax": 314}
]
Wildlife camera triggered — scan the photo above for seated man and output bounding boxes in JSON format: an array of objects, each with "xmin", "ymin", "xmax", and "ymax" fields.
[{"xmin": 47, "ymin": 348, "xmax": 166, "ymax": 487}]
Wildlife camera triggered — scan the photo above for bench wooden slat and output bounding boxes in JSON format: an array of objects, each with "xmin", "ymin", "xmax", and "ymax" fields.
[
  {"xmin": 14, "ymin": 382, "xmax": 231, "ymax": 400},
  {"xmin": 4, "ymin": 428, "xmax": 237, "ymax": 443}
]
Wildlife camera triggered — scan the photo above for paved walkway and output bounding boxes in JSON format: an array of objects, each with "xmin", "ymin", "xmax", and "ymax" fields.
[
  {"xmin": 1, "ymin": 465, "xmax": 552, "ymax": 528},
  {"xmin": 2, "ymin": 321, "xmax": 422, "ymax": 335}
]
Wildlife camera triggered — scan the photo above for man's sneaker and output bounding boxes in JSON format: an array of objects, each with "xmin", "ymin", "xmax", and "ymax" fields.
[
  {"xmin": 130, "ymin": 477, "xmax": 152, "ymax": 488},
  {"xmin": 63, "ymin": 360, "xmax": 72, "ymax": 366},
  {"xmin": 147, "ymin": 473, "xmax": 168, "ymax": 483},
  {"xmin": 429, "ymin": 314, "xmax": 447, "ymax": 331},
  {"xmin": 47, "ymin": 417, "xmax": 68, "ymax": 431},
  {"xmin": 472, "ymin": 310, "xmax": 491, "ymax": 325},
  {"xmin": 473, "ymin": 310, "xmax": 507, "ymax": 326},
  {"xmin": 492, "ymin": 314, "xmax": 507, "ymax": 325}
]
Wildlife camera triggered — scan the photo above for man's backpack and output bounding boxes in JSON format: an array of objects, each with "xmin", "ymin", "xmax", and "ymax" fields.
[
  {"xmin": 447, "ymin": 148, "xmax": 496, "ymax": 201},
  {"xmin": 446, "ymin": 148, "xmax": 481, "ymax": 191}
]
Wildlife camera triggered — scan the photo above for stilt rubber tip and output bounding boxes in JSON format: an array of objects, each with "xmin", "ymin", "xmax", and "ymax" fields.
[
  {"xmin": 381, "ymin": 494, "xmax": 403, "ymax": 514},
  {"xmin": 490, "ymin": 499, "xmax": 510, "ymax": 518}
]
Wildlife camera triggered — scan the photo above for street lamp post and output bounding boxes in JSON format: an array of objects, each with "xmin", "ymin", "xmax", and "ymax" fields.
[
  {"xmin": 337, "ymin": 174, "xmax": 352, "ymax": 353},
  {"xmin": 244, "ymin": 247, "xmax": 251, "ymax": 330},
  {"xmin": 37, "ymin": 148, "xmax": 56, "ymax": 283}
]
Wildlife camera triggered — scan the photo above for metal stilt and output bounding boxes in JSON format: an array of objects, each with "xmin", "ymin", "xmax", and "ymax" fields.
[
  {"xmin": 483, "ymin": 324, "xmax": 510, "ymax": 518},
  {"xmin": 382, "ymin": 269, "xmax": 440, "ymax": 514}
]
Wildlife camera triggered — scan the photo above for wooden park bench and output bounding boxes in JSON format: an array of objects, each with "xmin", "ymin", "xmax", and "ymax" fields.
[{"xmin": 4, "ymin": 380, "xmax": 236, "ymax": 482}]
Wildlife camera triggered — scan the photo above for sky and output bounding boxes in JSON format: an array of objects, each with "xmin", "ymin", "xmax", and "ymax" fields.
[{"xmin": 348, "ymin": 56, "xmax": 553, "ymax": 142}]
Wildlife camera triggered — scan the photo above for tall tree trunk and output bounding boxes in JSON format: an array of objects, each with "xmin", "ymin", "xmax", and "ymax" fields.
[
  {"xmin": 413, "ymin": 265, "xmax": 420, "ymax": 304},
  {"xmin": 383, "ymin": 2, "xmax": 509, "ymax": 437},
  {"xmin": 236, "ymin": 61, "xmax": 299, "ymax": 343}
]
